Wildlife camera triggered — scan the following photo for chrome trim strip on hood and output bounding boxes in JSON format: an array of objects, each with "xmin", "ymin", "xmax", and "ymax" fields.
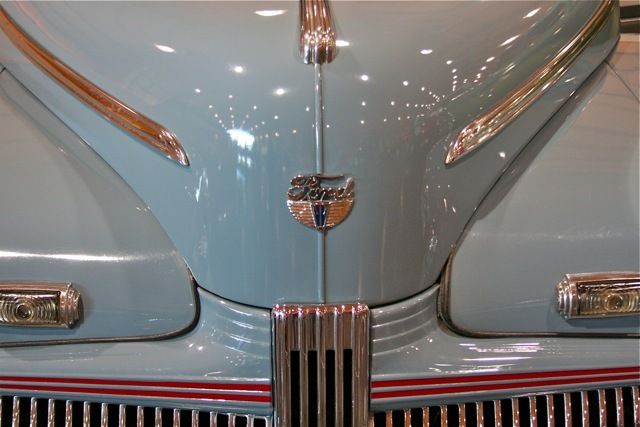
[
  {"xmin": 445, "ymin": 0, "xmax": 616, "ymax": 165},
  {"xmin": 299, "ymin": 0, "xmax": 337, "ymax": 65},
  {"xmin": 0, "ymin": 6, "xmax": 189, "ymax": 166}
]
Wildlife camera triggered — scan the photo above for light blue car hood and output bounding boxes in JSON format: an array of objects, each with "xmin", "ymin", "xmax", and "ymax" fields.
[{"xmin": 0, "ymin": 1, "xmax": 617, "ymax": 308}]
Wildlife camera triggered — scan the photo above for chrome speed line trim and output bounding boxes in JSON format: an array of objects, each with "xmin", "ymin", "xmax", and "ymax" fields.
[
  {"xmin": 0, "ymin": 6, "xmax": 189, "ymax": 166},
  {"xmin": 0, "ymin": 282, "xmax": 81, "ymax": 328},
  {"xmin": 272, "ymin": 303, "xmax": 369, "ymax": 427},
  {"xmin": 438, "ymin": 253, "xmax": 640, "ymax": 338},
  {"xmin": 299, "ymin": 0, "xmax": 337, "ymax": 65},
  {"xmin": 0, "ymin": 396, "xmax": 272, "ymax": 427},
  {"xmin": 369, "ymin": 385, "xmax": 640, "ymax": 426},
  {"xmin": 556, "ymin": 272, "xmax": 640, "ymax": 318},
  {"xmin": 445, "ymin": 0, "xmax": 616, "ymax": 165}
]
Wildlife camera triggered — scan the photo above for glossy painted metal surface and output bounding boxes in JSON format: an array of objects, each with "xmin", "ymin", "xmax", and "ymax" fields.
[
  {"xmin": 0, "ymin": 2, "xmax": 318, "ymax": 307},
  {"xmin": 370, "ymin": 286, "xmax": 640, "ymax": 410},
  {"xmin": 607, "ymin": 34, "xmax": 639, "ymax": 100},
  {"xmin": 0, "ymin": 6, "xmax": 189, "ymax": 166},
  {"xmin": 445, "ymin": 63, "xmax": 640, "ymax": 335},
  {"xmin": 0, "ymin": 288, "xmax": 272, "ymax": 414},
  {"xmin": 321, "ymin": 1, "xmax": 618, "ymax": 305},
  {"xmin": 0, "ymin": 71, "xmax": 195, "ymax": 345},
  {"xmin": 0, "ymin": 2, "xmax": 618, "ymax": 307},
  {"xmin": 446, "ymin": 0, "xmax": 615, "ymax": 165}
]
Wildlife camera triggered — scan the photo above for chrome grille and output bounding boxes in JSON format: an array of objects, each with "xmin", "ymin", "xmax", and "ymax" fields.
[
  {"xmin": 272, "ymin": 304, "xmax": 369, "ymax": 427},
  {"xmin": 0, "ymin": 396, "xmax": 271, "ymax": 427},
  {"xmin": 369, "ymin": 385, "xmax": 639, "ymax": 426}
]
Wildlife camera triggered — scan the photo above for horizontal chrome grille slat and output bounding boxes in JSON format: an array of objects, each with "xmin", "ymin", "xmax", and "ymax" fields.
[
  {"xmin": 369, "ymin": 385, "xmax": 640, "ymax": 426},
  {"xmin": 0, "ymin": 396, "xmax": 271, "ymax": 427}
]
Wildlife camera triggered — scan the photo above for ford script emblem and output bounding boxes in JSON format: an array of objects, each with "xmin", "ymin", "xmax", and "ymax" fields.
[{"xmin": 287, "ymin": 174, "xmax": 354, "ymax": 231}]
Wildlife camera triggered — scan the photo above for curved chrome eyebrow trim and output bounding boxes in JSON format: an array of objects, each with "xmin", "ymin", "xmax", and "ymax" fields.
[
  {"xmin": 0, "ymin": 6, "xmax": 189, "ymax": 166},
  {"xmin": 445, "ymin": 0, "xmax": 615, "ymax": 165}
]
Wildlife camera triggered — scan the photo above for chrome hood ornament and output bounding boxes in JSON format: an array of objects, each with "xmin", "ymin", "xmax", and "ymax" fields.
[
  {"xmin": 287, "ymin": 174, "xmax": 354, "ymax": 231},
  {"xmin": 299, "ymin": 0, "xmax": 337, "ymax": 65}
]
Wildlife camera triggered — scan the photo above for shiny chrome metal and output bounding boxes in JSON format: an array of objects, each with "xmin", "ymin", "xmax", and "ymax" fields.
[
  {"xmin": 191, "ymin": 410, "xmax": 199, "ymax": 427},
  {"xmin": 439, "ymin": 405, "xmax": 448, "ymax": 427},
  {"xmin": 457, "ymin": 404, "xmax": 466, "ymax": 427},
  {"xmin": 564, "ymin": 392, "xmax": 572, "ymax": 427},
  {"xmin": 385, "ymin": 410, "xmax": 393, "ymax": 426},
  {"xmin": 511, "ymin": 398, "xmax": 520, "ymax": 427},
  {"xmin": 83, "ymin": 402, "xmax": 90, "ymax": 427},
  {"xmin": 423, "ymin": 407, "xmax": 430, "ymax": 427},
  {"xmin": 494, "ymin": 400, "xmax": 502, "ymax": 427},
  {"xmin": 173, "ymin": 409, "xmax": 180, "ymax": 427},
  {"xmin": 528, "ymin": 396, "xmax": 537, "ymax": 427},
  {"xmin": 615, "ymin": 387, "xmax": 624, "ymax": 426},
  {"xmin": 136, "ymin": 406, "xmax": 144, "ymax": 427},
  {"xmin": 228, "ymin": 414, "xmax": 236, "ymax": 427},
  {"xmin": 273, "ymin": 303, "xmax": 369, "ymax": 427},
  {"xmin": 557, "ymin": 272, "xmax": 640, "ymax": 318},
  {"xmin": 581, "ymin": 391, "xmax": 589, "ymax": 427},
  {"xmin": 100, "ymin": 403, "xmax": 108, "ymax": 427},
  {"xmin": 633, "ymin": 386, "xmax": 640, "ymax": 426},
  {"xmin": 155, "ymin": 408, "xmax": 162, "ymax": 427},
  {"xmin": 47, "ymin": 400, "xmax": 55, "ymax": 427},
  {"xmin": 29, "ymin": 397, "xmax": 37, "ymax": 427},
  {"xmin": 118, "ymin": 405, "xmax": 126, "ymax": 427},
  {"xmin": 445, "ymin": 0, "xmax": 615, "ymax": 164},
  {"xmin": 0, "ymin": 282, "xmax": 81, "ymax": 327},
  {"xmin": 404, "ymin": 408, "xmax": 411, "ymax": 427},
  {"xmin": 12, "ymin": 396, "xmax": 19, "ymax": 427},
  {"xmin": 598, "ymin": 389, "xmax": 607, "ymax": 426},
  {"xmin": 475, "ymin": 402, "xmax": 483, "ymax": 427},
  {"xmin": 287, "ymin": 174, "xmax": 355, "ymax": 231},
  {"xmin": 209, "ymin": 412, "xmax": 217, "ymax": 427},
  {"xmin": 546, "ymin": 395, "xmax": 554, "ymax": 427},
  {"xmin": 299, "ymin": 0, "xmax": 337, "ymax": 65},
  {"xmin": 0, "ymin": 6, "xmax": 189, "ymax": 166},
  {"xmin": 64, "ymin": 401, "xmax": 72, "ymax": 427}
]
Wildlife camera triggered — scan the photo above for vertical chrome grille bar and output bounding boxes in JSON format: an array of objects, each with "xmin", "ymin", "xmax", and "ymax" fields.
[
  {"xmin": 155, "ymin": 407, "xmax": 162, "ymax": 427},
  {"xmin": 228, "ymin": 414, "xmax": 236, "ymax": 427},
  {"xmin": 47, "ymin": 399, "xmax": 55, "ymax": 427},
  {"xmin": 299, "ymin": 311, "xmax": 309, "ymax": 427},
  {"xmin": 475, "ymin": 402, "xmax": 483, "ymax": 427},
  {"xmin": 511, "ymin": 398, "xmax": 520, "ymax": 427},
  {"xmin": 458, "ymin": 404, "xmax": 466, "ymax": 427},
  {"xmin": 615, "ymin": 387, "xmax": 624, "ymax": 426},
  {"xmin": 29, "ymin": 397, "xmax": 37, "ymax": 427},
  {"xmin": 191, "ymin": 410, "xmax": 199, "ymax": 427},
  {"xmin": 136, "ymin": 406, "xmax": 144, "ymax": 427},
  {"xmin": 209, "ymin": 412, "xmax": 218, "ymax": 427},
  {"xmin": 64, "ymin": 401, "xmax": 72, "ymax": 427},
  {"xmin": 318, "ymin": 311, "xmax": 327, "ymax": 427},
  {"xmin": 118, "ymin": 404, "xmax": 126, "ymax": 427},
  {"xmin": 440, "ymin": 405, "xmax": 448, "ymax": 427},
  {"xmin": 246, "ymin": 414, "xmax": 254, "ymax": 427},
  {"xmin": 580, "ymin": 391, "xmax": 588, "ymax": 427},
  {"xmin": 0, "ymin": 396, "xmax": 3, "ymax": 426},
  {"xmin": 546, "ymin": 395, "xmax": 554, "ymax": 427},
  {"xmin": 598, "ymin": 389, "xmax": 606, "ymax": 427},
  {"xmin": 83, "ymin": 402, "xmax": 90, "ymax": 427},
  {"xmin": 563, "ymin": 393, "xmax": 572, "ymax": 427},
  {"xmin": 528, "ymin": 396, "xmax": 537, "ymax": 427},
  {"xmin": 493, "ymin": 400, "xmax": 502, "ymax": 427},
  {"xmin": 173, "ymin": 409, "xmax": 180, "ymax": 427},
  {"xmin": 633, "ymin": 386, "xmax": 640, "ymax": 426},
  {"xmin": 422, "ymin": 407, "xmax": 430, "ymax": 427},
  {"xmin": 101, "ymin": 402, "xmax": 109, "ymax": 427},
  {"xmin": 385, "ymin": 410, "xmax": 392, "ymax": 426},
  {"xmin": 11, "ymin": 396, "xmax": 19, "ymax": 427},
  {"xmin": 335, "ymin": 310, "xmax": 344, "ymax": 427}
]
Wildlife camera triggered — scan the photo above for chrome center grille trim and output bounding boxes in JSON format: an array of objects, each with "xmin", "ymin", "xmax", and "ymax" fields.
[
  {"xmin": 0, "ymin": 396, "xmax": 272, "ymax": 427},
  {"xmin": 272, "ymin": 304, "xmax": 369, "ymax": 427},
  {"xmin": 369, "ymin": 385, "xmax": 640, "ymax": 426}
]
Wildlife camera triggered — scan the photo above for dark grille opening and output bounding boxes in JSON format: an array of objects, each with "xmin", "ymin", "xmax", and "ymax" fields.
[
  {"xmin": 343, "ymin": 349, "xmax": 353, "ymax": 427},
  {"xmin": 370, "ymin": 385, "xmax": 639, "ymax": 426},
  {"xmin": 0, "ymin": 396, "xmax": 271, "ymax": 427},
  {"xmin": 290, "ymin": 350, "xmax": 301, "ymax": 427},
  {"xmin": 308, "ymin": 351, "xmax": 318, "ymax": 427},
  {"xmin": 325, "ymin": 350, "xmax": 336, "ymax": 427}
]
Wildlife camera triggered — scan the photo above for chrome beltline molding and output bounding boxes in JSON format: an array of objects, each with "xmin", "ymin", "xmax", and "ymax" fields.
[
  {"xmin": 445, "ymin": 0, "xmax": 616, "ymax": 165},
  {"xmin": 0, "ymin": 6, "xmax": 189, "ymax": 166}
]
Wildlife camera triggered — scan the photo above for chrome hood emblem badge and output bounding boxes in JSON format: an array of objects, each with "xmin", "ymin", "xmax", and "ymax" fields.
[{"xmin": 287, "ymin": 174, "xmax": 354, "ymax": 231}]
